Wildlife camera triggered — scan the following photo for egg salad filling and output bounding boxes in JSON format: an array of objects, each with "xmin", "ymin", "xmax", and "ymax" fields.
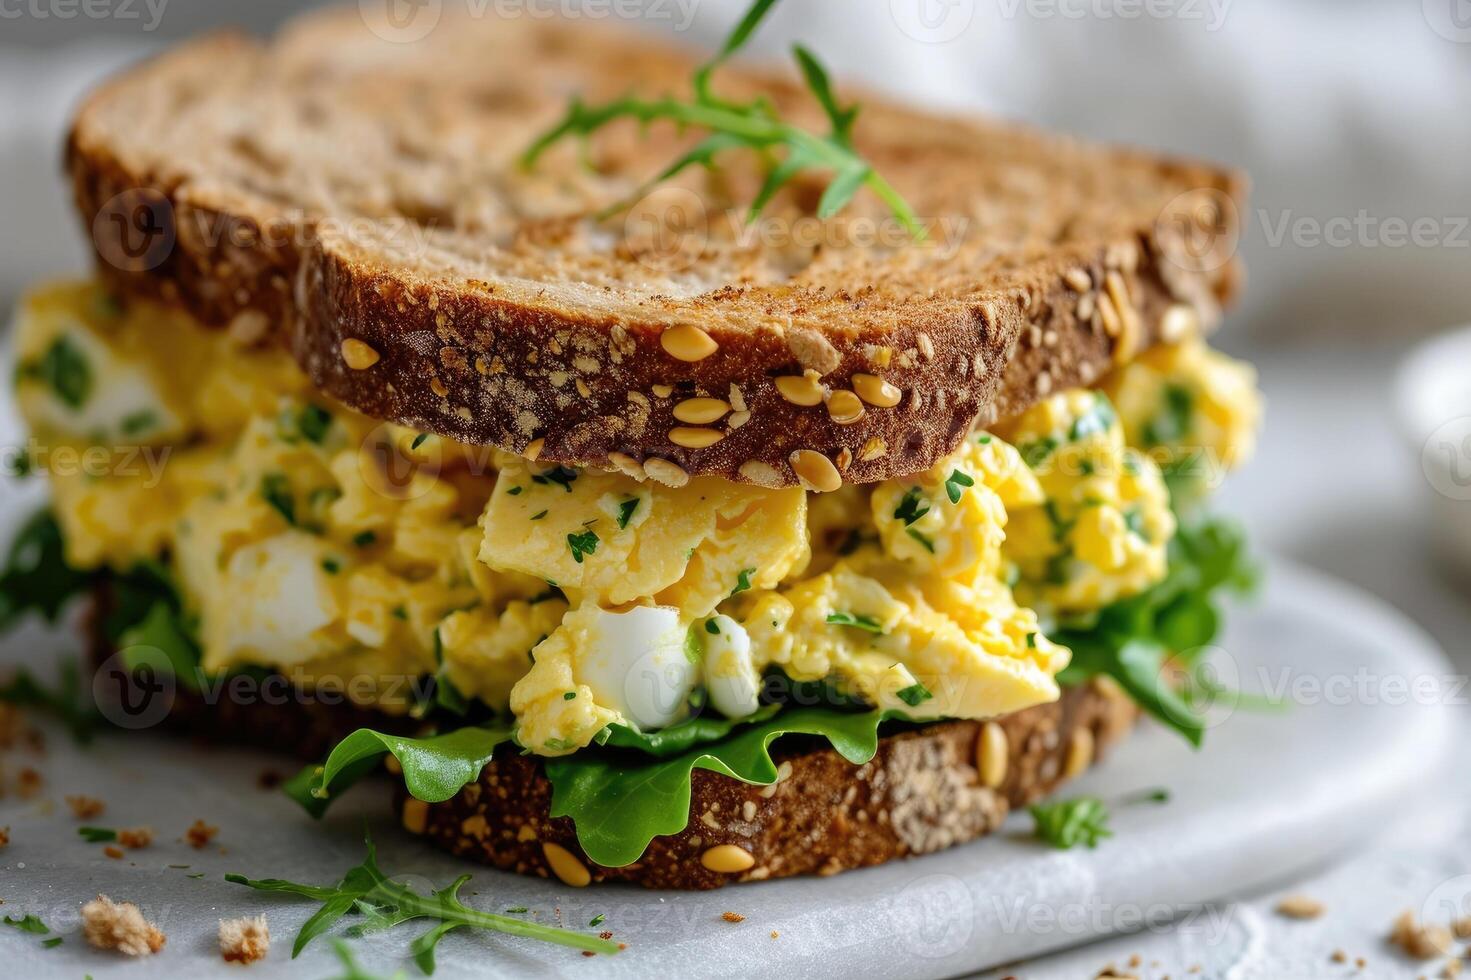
[{"xmin": 7, "ymin": 282, "xmax": 1262, "ymax": 774}]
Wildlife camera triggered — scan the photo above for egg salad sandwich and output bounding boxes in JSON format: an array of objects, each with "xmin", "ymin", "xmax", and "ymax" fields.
[{"xmin": 1, "ymin": 2, "xmax": 1262, "ymax": 889}]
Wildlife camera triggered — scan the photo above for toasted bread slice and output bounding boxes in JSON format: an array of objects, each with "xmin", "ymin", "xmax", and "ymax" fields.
[
  {"xmin": 86, "ymin": 587, "xmax": 1135, "ymax": 888},
  {"xmin": 68, "ymin": 8, "xmax": 1243, "ymax": 486}
]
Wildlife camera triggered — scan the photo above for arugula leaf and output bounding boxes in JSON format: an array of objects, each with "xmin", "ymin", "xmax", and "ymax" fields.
[
  {"xmin": 326, "ymin": 940, "xmax": 407, "ymax": 980},
  {"xmin": 1053, "ymin": 515, "xmax": 1261, "ymax": 746},
  {"xmin": 1029, "ymin": 796, "xmax": 1112, "ymax": 849},
  {"xmin": 117, "ymin": 602, "xmax": 202, "ymax": 692},
  {"xmin": 523, "ymin": 0, "xmax": 923, "ymax": 237},
  {"xmin": 545, "ymin": 707, "xmax": 892, "ymax": 867},
  {"xmin": 2, "ymin": 913, "xmax": 50, "ymax": 934},
  {"xmin": 227, "ymin": 834, "xmax": 618, "ymax": 966},
  {"xmin": 597, "ymin": 704, "xmax": 782, "ymax": 758},
  {"xmin": 0, "ymin": 510, "xmax": 92, "ymax": 631},
  {"xmin": 285, "ymin": 725, "xmax": 515, "ymax": 820}
]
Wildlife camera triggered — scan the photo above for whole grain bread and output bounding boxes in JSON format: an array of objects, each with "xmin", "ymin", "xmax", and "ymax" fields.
[
  {"xmin": 86, "ymin": 589, "xmax": 1137, "ymax": 889},
  {"xmin": 68, "ymin": 7, "xmax": 1244, "ymax": 487}
]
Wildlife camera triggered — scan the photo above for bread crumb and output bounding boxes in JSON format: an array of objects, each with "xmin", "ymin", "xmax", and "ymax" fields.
[
  {"xmin": 219, "ymin": 914, "xmax": 270, "ymax": 964},
  {"xmin": 103, "ymin": 846, "xmax": 124, "ymax": 859},
  {"xmin": 1331, "ymin": 950, "xmax": 1349, "ymax": 964},
  {"xmin": 770, "ymin": 930, "xmax": 779, "ymax": 939},
  {"xmin": 721, "ymin": 912, "xmax": 745, "ymax": 923},
  {"xmin": 1391, "ymin": 910, "xmax": 1454, "ymax": 960},
  {"xmin": 16, "ymin": 767, "xmax": 42, "ymax": 798},
  {"xmin": 1455, "ymin": 917, "xmax": 1471, "ymax": 940},
  {"xmin": 0, "ymin": 826, "xmax": 9, "ymax": 848},
  {"xmin": 118, "ymin": 827, "xmax": 153, "ymax": 849},
  {"xmin": 82, "ymin": 895, "xmax": 166, "ymax": 956},
  {"xmin": 66, "ymin": 795, "xmax": 106, "ymax": 819},
  {"xmin": 1276, "ymin": 895, "xmax": 1325, "ymax": 920},
  {"xmin": 185, "ymin": 819, "xmax": 219, "ymax": 849}
]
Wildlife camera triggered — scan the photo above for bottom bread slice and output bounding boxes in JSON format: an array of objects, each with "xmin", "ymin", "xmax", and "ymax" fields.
[
  {"xmin": 87, "ymin": 591, "xmax": 1138, "ymax": 889},
  {"xmin": 399, "ymin": 680, "xmax": 1138, "ymax": 889}
]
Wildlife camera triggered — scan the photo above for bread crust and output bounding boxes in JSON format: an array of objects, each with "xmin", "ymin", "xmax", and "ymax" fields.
[{"xmin": 66, "ymin": 10, "xmax": 1245, "ymax": 486}]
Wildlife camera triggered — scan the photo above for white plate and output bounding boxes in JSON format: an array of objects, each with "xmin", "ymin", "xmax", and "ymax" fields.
[{"xmin": 0, "ymin": 554, "xmax": 1457, "ymax": 979}]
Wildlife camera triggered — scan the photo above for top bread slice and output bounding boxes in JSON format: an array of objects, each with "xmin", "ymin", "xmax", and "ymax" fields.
[{"xmin": 67, "ymin": 7, "xmax": 1245, "ymax": 488}]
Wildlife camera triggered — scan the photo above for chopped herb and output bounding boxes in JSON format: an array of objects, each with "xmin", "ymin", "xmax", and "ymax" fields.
[
  {"xmin": 77, "ymin": 826, "xmax": 117, "ymax": 843},
  {"xmin": 825, "ymin": 611, "xmax": 884, "ymax": 634},
  {"xmin": 532, "ymin": 466, "xmax": 579, "ymax": 492},
  {"xmin": 507, "ymin": 485, "xmax": 524, "ymax": 496},
  {"xmin": 1026, "ymin": 632, "xmax": 1038, "ymax": 648},
  {"xmin": 260, "ymin": 474, "xmax": 295, "ymax": 526},
  {"xmin": 567, "ymin": 530, "xmax": 599, "ymax": 564},
  {"xmin": 1068, "ymin": 396, "xmax": 1117, "ymax": 442},
  {"xmin": 34, "ymin": 336, "xmax": 93, "ymax": 408},
  {"xmin": 120, "ymin": 409, "xmax": 158, "ymax": 437},
  {"xmin": 895, "ymin": 681, "xmax": 932, "ymax": 707},
  {"xmin": 41, "ymin": 936, "xmax": 63, "ymax": 948},
  {"xmin": 522, "ymin": 0, "xmax": 923, "ymax": 238},
  {"xmin": 297, "ymin": 404, "xmax": 333, "ymax": 444},
  {"xmin": 391, "ymin": 605, "xmax": 408, "ymax": 621},
  {"xmin": 590, "ymin": 914, "xmax": 606, "ymax": 927},
  {"xmin": 227, "ymin": 834, "xmax": 620, "ymax": 965},
  {"xmin": 1019, "ymin": 436, "xmax": 1059, "ymax": 469},
  {"xmin": 944, "ymin": 468, "xmax": 974, "ymax": 504},
  {"xmin": 352, "ymin": 530, "xmax": 377, "ymax": 548},
  {"xmin": 530, "ymin": 510, "xmax": 548, "ymax": 521},
  {"xmin": 905, "ymin": 527, "xmax": 935, "ymax": 553},
  {"xmin": 704, "ymin": 619, "xmax": 720, "ymax": 635},
  {"xmin": 1143, "ymin": 384, "xmax": 1195, "ymax": 447},
  {"xmin": 615, "ymin": 497, "xmax": 640, "ymax": 530},
  {"xmin": 564, "ymin": 691, "xmax": 577, "ymax": 701},
  {"xmin": 976, "ymin": 434, "xmax": 993, "ymax": 444},
  {"xmin": 1029, "ymin": 796, "xmax": 1112, "ymax": 849},
  {"xmin": 3, "ymin": 913, "xmax": 50, "ymax": 934},
  {"xmin": 730, "ymin": 567, "xmax": 756, "ymax": 595},
  {"xmin": 410, "ymin": 432, "xmax": 430, "ymax": 450},
  {"xmin": 1120, "ymin": 787, "xmax": 1171, "ymax": 806},
  {"xmin": 505, "ymin": 907, "xmax": 529, "ymax": 915},
  {"xmin": 893, "ymin": 486, "xmax": 929, "ymax": 526},
  {"xmin": 321, "ymin": 559, "xmax": 341, "ymax": 575}
]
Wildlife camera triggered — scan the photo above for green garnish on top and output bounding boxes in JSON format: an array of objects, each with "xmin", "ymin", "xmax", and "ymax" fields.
[
  {"xmin": 26, "ymin": 336, "xmax": 93, "ymax": 409},
  {"xmin": 567, "ymin": 529, "xmax": 599, "ymax": 564},
  {"xmin": 522, "ymin": 0, "xmax": 923, "ymax": 238},
  {"xmin": 615, "ymin": 497, "xmax": 640, "ymax": 530},
  {"xmin": 944, "ymin": 469, "xmax": 974, "ymax": 504},
  {"xmin": 893, "ymin": 487, "xmax": 929, "ymax": 526}
]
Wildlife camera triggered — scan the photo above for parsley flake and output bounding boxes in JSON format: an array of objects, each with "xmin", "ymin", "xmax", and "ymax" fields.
[
  {"xmin": 532, "ymin": 466, "xmax": 579, "ymax": 492},
  {"xmin": 567, "ymin": 530, "xmax": 599, "ymax": 563},
  {"xmin": 730, "ymin": 567, "xmax": 756, "ymax": 595},
  {"xmin": 944, "ymin": 468, "xmax": 974, "ymax": 504},
  {"xmin": 893, "ymin": 486, "xmax": 929, "ymax": 526},
  {"xmin": 615, "ymin": 497, "xmax": 640, "ymax": 530},
  {"xmin": 895, "ymin": 681, "xmax": 932, "ymax": 707},
  {"xmin": 825, "ymin": 611, "xmax": 884, "ymax": 634}
]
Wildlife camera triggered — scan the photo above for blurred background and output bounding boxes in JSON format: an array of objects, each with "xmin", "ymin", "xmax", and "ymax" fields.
[{"xmin": 5, "ymin": 0, "xmax": 1471, "ymax": 343}]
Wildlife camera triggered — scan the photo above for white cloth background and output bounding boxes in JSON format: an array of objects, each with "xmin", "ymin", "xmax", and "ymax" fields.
[{"xmin": 3, "ymin": 0, "xmax": 1470, "ymax": 341}]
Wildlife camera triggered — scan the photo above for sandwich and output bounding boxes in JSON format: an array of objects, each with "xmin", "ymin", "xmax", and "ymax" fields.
[{"xmin": 2, "ymin": 2, "xmax": 1261, "ymax": 892}]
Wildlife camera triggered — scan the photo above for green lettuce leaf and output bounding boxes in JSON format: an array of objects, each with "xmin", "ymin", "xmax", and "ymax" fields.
[
  {"xmin": 284, "ymin": 725, "xmax": 515, "ymax": 819},
  {"xmin": 1054, "ymin": 514, "xmax": 1260, "ymax": 745},
  {"xmin": 0, "ymin": 511, "xmax": 91, "ymax": 630},
  {"xmin": 545, "ymin": 707, "xmax": 890, "ymax": 867}
]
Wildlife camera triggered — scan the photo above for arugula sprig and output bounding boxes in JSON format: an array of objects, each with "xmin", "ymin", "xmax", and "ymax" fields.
[
  {"xmin": 522, "ymin": 0, "xmax": 923, "ymax": 237},
  {"xmin": 1029, "ymin": 796, "xmax": 1112, "ymax": 849},
  {"xmin": 226, "ymin": 834, "xmax": 619, "ymax": 972}
]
